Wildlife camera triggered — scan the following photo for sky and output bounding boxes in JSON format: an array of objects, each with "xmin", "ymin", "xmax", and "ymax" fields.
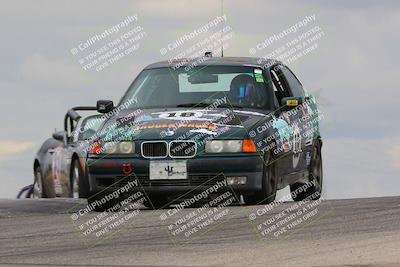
[{"xmin": 0, "ymin": 0, "xmax": 399, "ymax": 199}]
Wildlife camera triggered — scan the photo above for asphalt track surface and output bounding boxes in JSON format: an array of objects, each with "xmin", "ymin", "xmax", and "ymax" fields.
[{"xmin": 0, "ymin": 197, "xmax": 399, "ymax": 267}]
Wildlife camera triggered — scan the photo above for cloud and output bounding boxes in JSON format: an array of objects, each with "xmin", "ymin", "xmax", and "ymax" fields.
[
  {"xmin": 19, "ymin": 54, "xmax": 88, "ymax": 90},
  {"xmin": 0, "ymin": 141, "xmax": 35, "ymax": 159}
]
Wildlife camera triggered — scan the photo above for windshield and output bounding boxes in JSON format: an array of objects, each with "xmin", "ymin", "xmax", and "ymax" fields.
[{"xmin": 119, "ymin": 66, "xmax": 275, "ymax": 110}]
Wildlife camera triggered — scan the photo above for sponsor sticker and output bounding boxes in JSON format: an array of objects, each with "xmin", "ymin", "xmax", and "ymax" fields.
[{"xmin": 254, "ymin": 73, "xmax": 264, "ymax": 83}]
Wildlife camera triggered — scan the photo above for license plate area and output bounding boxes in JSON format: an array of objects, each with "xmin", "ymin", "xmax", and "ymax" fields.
[{"xmin": 149, "ymin": 160, "xmax": 187, "ymax": 180}]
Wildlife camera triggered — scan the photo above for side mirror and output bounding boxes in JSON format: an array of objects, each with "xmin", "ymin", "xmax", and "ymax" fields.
[
  {"xmin": 52, "ymin": 131, "xmax": 67, "ymax": 145},
  {"xmin": 96, "ymin": 100, "xmax": 114, "ymax": 113},
  {"xmin": 281, "ymin": 97, "xmax": 303, "ymax": 110}
]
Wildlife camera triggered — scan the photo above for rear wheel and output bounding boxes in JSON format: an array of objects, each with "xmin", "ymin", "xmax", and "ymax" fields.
[
  {"xmin": 244, "ymin": 152, "xmax": 277, "ymax": 205},
  {"xmin": 33, "ymin": 166, "xmax": 46, "ymax": 198},
  {"xmin": 71, "ymin": 158, "xmax": 89, "ymax": 198},
  {"xmin": 290, "ymin": 140, "xmax": 323, "ymax": 201}
]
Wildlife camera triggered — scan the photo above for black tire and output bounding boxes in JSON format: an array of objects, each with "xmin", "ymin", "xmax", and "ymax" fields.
[
  {"xmin": 71, "ymin": 158, "xmax": 89, "ymax": 198},
  {"xmin": 143, "ymin": 196, "xmax": 169, "ymax": 209},
  {"xmin": 19, "ymin": 185, "xmax": 34, "ymax": 198},
  {"xmin": 33, "ymin": 166, "xmax": 47, "ymax": 198},
  {"xmin": 244, "ymin": 152, "xmax": 277, "ymax": 205},
  {"xmin": 290, "ymin": 140, "xmax": 323, "ymax": 201},
  {"xmin": 87, "ymin": 193, "xmax": 121, "ymax": 212}
]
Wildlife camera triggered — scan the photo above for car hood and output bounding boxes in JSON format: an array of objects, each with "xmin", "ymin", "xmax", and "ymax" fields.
[{"xmin": 98, "ymin": 108, "xmax": 271, "ymax": 141}]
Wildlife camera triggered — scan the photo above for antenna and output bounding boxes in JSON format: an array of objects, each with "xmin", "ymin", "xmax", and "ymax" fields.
[{"xmin": 221, "ymin": 0, "xmax": 224, "ymax": 57}]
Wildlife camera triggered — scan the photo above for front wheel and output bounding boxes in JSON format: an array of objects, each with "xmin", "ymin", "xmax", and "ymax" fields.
[
  {"xmin": 32, "ymin": 166, "xmax": 46, "ymax": 198},
  {"xmin": 244, "ymin": 152, "xmax": 277, "ymax": 205},
  {"xmin": 290, "ymin": 140, "xmax": 323, "ymax": 201},
  {"xmin": 71, "ymin": 159, "xmax": 89, "ymax": 198}
]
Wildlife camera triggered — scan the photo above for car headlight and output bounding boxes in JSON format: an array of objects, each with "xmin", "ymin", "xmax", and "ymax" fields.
[
  {"xmin": 205, "ymin": 140, "xmax": 243, "ymax": 153},
  {"xmin": 103, "ymin": 142, "xmax": 117, "ymax": 154},
  {"xmin": 119, "ymin": 141, "xmax": 134, "ymax": 154},
  {"xmin": 225, "ymin": 140, "xmax": 243, "ymax": 152},
  {"xmin": 91, "ymin": 141, "xmax": 135, "ymax": 155}
]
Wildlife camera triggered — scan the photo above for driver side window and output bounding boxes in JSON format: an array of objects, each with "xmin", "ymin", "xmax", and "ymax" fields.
[
  {"xmin": 270, "ymin": 65, "xmax": 290, "ymax": 105},
  {"xmin": 281, "ymin": 66, "xmax": 305, "ymax": 98}
]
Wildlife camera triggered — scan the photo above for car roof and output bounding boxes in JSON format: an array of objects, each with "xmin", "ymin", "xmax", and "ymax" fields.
[{"xmin": 143, "ymin": 56, "xmax": 281, "ymax": 70}]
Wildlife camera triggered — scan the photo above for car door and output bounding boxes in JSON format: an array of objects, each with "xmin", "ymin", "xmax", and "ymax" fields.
[
  {"xmin": 268, "ymin": 65, "xmax": 295, "ymax": 181},
  {"xmin": 279, "ymin": 65, "xmax": 313, "ymax": 176},
  {"xmin": 51, "ymin": 115, "xmax": 76, "ymax": 197},
  {"xmin": 268, "ymin": 64, "xmax": 307, "ymax": 185}
]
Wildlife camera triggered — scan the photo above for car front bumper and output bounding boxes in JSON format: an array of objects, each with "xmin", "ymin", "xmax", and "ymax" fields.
[{"xmin": 87, "ymin": 155, "xmax": 264, "ymax": 197}]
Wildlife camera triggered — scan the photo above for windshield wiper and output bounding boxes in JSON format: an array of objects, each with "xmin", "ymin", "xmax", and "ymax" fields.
[
  {"xmin": 176, "ymin": 102, "xmax": 243, "ymax": 109},
  {"xmin": 176, "ymin": 102, "xmax": 210, "ymax": 108},
  {"xmin": 217, "ymin": 103, "xmax": 243, "ymax": 109}
]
